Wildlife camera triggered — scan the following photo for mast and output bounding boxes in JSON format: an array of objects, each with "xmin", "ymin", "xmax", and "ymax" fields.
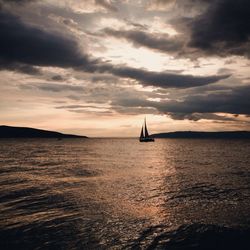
[
  {"xmin": 140, "ymin": 125, "xmax": 144, "ymax": 138},
  {"xmin": 144, "ymin": 117, "xmax": 149, "ymax": 138}
]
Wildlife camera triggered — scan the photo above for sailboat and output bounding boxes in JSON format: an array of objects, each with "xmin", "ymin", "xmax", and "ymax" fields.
[{"xmin": 139, "ymin": 118, "xmax": 155, "ymax": 142}]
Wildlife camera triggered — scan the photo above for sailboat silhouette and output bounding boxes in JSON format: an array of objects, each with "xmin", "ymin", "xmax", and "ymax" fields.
[{"xmin": 139, "ymin": 118, "xmax": 155, "ymax": 142}]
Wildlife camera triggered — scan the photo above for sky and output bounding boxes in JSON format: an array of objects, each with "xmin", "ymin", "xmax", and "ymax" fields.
[{"xmin": 0, "ymin": 0, "xmax": 250, "ymax": 137}]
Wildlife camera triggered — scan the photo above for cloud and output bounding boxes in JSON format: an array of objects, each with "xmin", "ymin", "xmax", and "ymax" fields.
[
  {"xmin": 0, "ymin": 61, "xmax": 41, "ymax": 75},
  {"xmin": 160, "ymin": 85, "xmax": 250, "ymax": 116},
  {"xmin": 0, "ymin": 0, "xmax": 35, "ymax": 5},
  {"xmin": 103, "ymin": 28, "xmax": 183, "ymax": 54},
  {"xmin": 113, "ymin": 106, "xmax": 158, "ymax": 115},
  {"xmin": 148, "ymin": 0, "xmax": 210, "ymax": 13},
  {"xmin": 167, "ymin": 113, "xmax": 239, "ymax": 122},
  {"xmin": 147, "ymin": 0, "xmax": 250, "ymax": 59},
  {"xmin": 0, "ymin": 9, "xmax": 91, "ymax": 70},
  {"xmin": 51, "ymin": 75, "xmax": 65, "ymax": 81},
  {"xmin": 20, "ymin": 83, "xmax": 84, "ymax": 92},
  {"xmin": 112, "ymin": 85, "xmax": 250, "ymax": 119},
  {"xmin": 55, "ymin": 105, "xmax": 95, "ymax": 109},
  {"xmin": 55, "ymin": 103, "xmax": 113, "ymax": 116},
  {"xmin": 147, "ymin": 0, "xmax": 176, "ymax": 10},
  {"xmin": 103, "ymin": 65, "xmax": 230, "ymax": 89},
  {"xmin": 151, "ymin": 0, "xmax": 175, "ymax": 4},
  {"xmin": 95, "ymin": 0, "xmax": 118, "ymax": 12},
  {"xmin": 91, "ymin": 74, "xmax": 118, "ymax": 83},
  {"xmin": 187, "ymin": 0, "xmax": 250, "ymax": 58},
  {"xmin": 0, "ymin": 6, "xmax": 231, "ymax": 89}
]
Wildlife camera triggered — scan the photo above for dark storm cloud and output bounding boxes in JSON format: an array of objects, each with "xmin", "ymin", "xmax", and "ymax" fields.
[
  {"xmin": 116, "ymin": 0, "xmax": 250, "ymax": 59},
  {"xmin": 104, "ymin": 65, "xmax": 229, "ymax": 88},
  {"xmin": 0, "ymin": 9, "xmax": 91, "ymax": 70},
  {"xmin": 0, "ymin": 6, "xmax": 230, "ymax": 88},
  {"xmin": 103, "ymin": 28, "xmax": 183, "ymax": 54},
  {"xmin": 13, "ymin": 64, "xmax": 40, "ymax": 75},
  {"xmin": 188, "ymin": 0, "xmax": 250, "ymax": 58},
  {"xmin": 0, "ymin": 61, "xmax": 41, "ymax": 75},
  {"xmin": 159, "ymin": 85, "xmax": 250, "ymax": 116},
  {"xmin": 90, "ymin": 64, "xmax": 229, "ymax": 88},
  {"xmin": 112, "ymin": 85, "xmax": 250, "ymax": 119}
]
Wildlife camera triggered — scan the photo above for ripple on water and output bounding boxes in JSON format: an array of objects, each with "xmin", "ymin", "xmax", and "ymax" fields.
[
  {"xmin": 126, "ymin": 223, "xmax": 250, "ymax": 250},
  {"xmin": 0, "ymin": 138, "xmax": 249, "ymax": 249}
]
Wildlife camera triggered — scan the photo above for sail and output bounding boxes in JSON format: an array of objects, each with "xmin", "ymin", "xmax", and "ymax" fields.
[
  {"xmin": 140, "ymin": 126, "xmax": 144, "ymax": 138},
  {"xmin": 139, "ymin": 117, "xmax": 154, "ymax": 142},
  {"xmin": 144, "ymin": 118, "xmax": 149, "ymax": 138}
]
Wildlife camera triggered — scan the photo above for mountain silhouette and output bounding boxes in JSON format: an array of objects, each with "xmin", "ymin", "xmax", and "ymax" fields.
[
  {"xmin": 0, "ymin": 125, "xmax": 87, "ymax": 138},
  {"xmin": 151, "ymin": 131, "xmax": 250, "ymax": 139}
]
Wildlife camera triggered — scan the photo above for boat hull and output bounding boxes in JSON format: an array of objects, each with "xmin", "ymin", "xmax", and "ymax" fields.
[{"xmin": 139, "ymin": 137, "xmax": 155, "ymax": 142}]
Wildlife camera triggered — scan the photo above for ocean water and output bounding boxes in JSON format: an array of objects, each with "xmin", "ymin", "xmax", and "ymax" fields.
[{"xmin": 0, "ymin": 138, "xmax": 250, "ymax": 249}]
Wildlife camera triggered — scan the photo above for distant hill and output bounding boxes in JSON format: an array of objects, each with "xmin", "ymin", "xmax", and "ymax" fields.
[
  {"xmin": 151, "ymin": 131, "xmax": 250, "ymax": 139},
  {"xmin": 0, "ymin": 125, "xmax": 87, "ymax": 138}
]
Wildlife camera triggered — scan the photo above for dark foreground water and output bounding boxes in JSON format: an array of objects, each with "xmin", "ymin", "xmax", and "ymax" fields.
[{"xmin": 0, "ymin": 138, "xmax": 250, "ymax": 249}]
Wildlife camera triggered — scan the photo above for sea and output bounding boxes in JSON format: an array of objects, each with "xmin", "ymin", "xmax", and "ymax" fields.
[{"xmin": 0, "ymin": 138, "xmax": 250, "ymax": 249}]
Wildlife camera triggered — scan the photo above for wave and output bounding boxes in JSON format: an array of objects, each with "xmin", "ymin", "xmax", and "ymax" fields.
[{"xmin": 126, "ymin": 223, "xmax": 250, "ymax": 250}]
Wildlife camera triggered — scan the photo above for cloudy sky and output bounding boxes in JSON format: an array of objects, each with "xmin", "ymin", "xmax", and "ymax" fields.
[{"xmin": 0, "ymin": 0, "xmax": 250, "ymax": 137}]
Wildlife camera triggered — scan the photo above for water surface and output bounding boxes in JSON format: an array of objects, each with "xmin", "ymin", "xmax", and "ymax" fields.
[{"xmin": 0, "ymin": 139, "xmax": 250, "ymax": 249}]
